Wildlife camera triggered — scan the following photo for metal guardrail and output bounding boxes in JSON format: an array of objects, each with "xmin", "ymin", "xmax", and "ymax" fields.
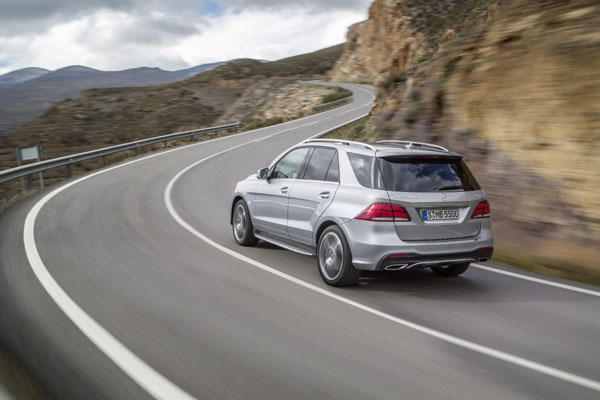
[
  {"xmin": 312, "ymin": 96, "xmax": 353, "ymax": 111},
  {"xmin": 0, "ymin": 123, "xmax": 239, "ymax": 187}
]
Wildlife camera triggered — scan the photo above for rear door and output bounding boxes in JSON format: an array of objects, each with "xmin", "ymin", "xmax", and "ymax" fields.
[
  {"xmin": 346, "ymin": 153, "xmax": 484, "ymax": 241},
  {"xmin": 287, "ymin": 148, "xmax": 340, "ymax": 246},
  {"xmin": 253, "ymin": 147, "xmax": 310, "ymax": 239},
  {"xmin": 378, "ymin": 156, "xmax": 484, "ymax": 241}
]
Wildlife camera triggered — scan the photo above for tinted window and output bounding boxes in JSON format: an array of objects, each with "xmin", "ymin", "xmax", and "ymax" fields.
[
  {"xmin": 347, "ymin": 153, "xmax": 480, "ymax": 192},
  {"xmin": 378, "ymin": 157, "xmax": 481, "ymax": 192},
  {"xmin": 304, "ymin": 148, "xmax": 336, "ymax": 181},
  {"xmin": 325, "ymin": 152, "xmax": 339, "ymax": 182},
  {"xmin": 347, "ymin": 153, "xmax": 384, "ymax": 189},
  {"xmin": 273, "ymin": 148, "xmax": 309, "ymax": 179}
]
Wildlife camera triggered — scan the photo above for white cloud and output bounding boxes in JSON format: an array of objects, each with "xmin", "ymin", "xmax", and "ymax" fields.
[
  {"xmin": 177, "ymin": 8, "xmax": 365, "ymax": 66},
  {"xmin": 0, "ymin": 2, "xmax": 369, "ymax": 75}
]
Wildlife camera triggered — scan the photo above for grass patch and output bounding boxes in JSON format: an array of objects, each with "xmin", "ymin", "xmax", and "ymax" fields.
[
  {"xmin": 323, "ymin": 118, "xmax": 395, "ymax": 144},
  {"xmin": 494, "ymin": 249, "xmax": 600, "ymax": 287},
  {"xmin": 379, "ymin": 72, "xmax": 407, "ymax": 91},
  {"xmin": 321, "ymin": 88, "xmax": 352, "ymax": 104},
  {"xmin": 241, "ymin": 117, "xmax": 287, "ymax": 131},
  {"xmin": 404, "ymin": 100, "xmax": 427, "ymax": 125},
  {"xmin": 417, "ymin": 53, "xmax": 433, "ymax": 64}
]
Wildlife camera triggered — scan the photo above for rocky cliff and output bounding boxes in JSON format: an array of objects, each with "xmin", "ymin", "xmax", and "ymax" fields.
[
  {"xmin": 329, "ymin": 0, "xmax": 493, "ymax": 83},
  {"xmin": 329, "ymin": 0, "xmax": 600, "ymax": 282}
]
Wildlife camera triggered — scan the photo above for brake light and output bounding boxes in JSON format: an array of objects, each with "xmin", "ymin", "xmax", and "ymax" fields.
[
  {"xmin": 355, "ymin": 203, "xmax": 411, "ymax": 222},
  {"xmin": 472, "ymin": 200, "xmax": 491, "ymax": 218}
]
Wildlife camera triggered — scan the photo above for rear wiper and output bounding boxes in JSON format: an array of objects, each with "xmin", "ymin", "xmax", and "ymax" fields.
[{"xmin": 438, "ymin": 185, "xmax": 468, "ymax": 191}]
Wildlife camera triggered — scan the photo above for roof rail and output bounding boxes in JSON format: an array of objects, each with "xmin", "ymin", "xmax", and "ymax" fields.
[
  {"xmin": 303, "ymin": 138, "xmax": 376, "ymax": 150},
  {"xmin": 375, "ymin": 140, "xmax": 449, "ymax": 152}
]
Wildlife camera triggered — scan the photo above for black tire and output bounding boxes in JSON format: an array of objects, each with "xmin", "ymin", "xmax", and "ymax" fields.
[
  {"xmin": 232, "ymin": 200, "xmax": 258, "ymax": 246},
  {"xmin": 431, "ymin": 262, "xmax": 470, "ymax": 277},
  {"xmin": 317, "ymin": 225, "xmax": 361, "ymax": 286}
]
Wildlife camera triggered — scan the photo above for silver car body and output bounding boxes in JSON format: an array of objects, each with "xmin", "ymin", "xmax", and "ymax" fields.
[{"xmin": 231, "ymin": 139, "xmax": 494, "ymax": 271}]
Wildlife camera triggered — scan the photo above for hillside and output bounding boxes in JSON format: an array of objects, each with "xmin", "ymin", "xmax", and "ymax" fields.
[
  {"xmin": 328, "ymin": 0, "xmax": 600, "ymax": 282},
  {"xmin": 0, "ymin": 67, "xmax": 50, "ymax": 90},
  {"xmin": 0, "ymin": 45, "xmax": 344, "ymax": 198},
  {"xmin": 0, "ymin": 62, "xmax": 227, "ymax": 135}
]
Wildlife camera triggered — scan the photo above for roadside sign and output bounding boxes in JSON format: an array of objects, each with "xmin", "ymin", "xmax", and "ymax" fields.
[
  {"xmin": 16, "ymin": 145, "xmax": 44, "ymax": 191},
  {"xmin": 19, "ymin": 145, "xmax": 42, "ymax": 161}
]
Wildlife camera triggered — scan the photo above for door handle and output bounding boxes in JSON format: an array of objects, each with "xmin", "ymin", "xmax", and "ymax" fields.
[
  {"xmin": 280, "ymin": 187, "xmax": 289, "ymax": 194},
  {"xmin": 318, "ymin": 191, "xmax": 330, "ymax": 199}
]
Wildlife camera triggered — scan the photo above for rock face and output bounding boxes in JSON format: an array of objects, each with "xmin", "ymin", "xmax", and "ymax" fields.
[
  {"xmin": 329, "ymin": 0, "xmax": 600, "ymax": 279},
  {"xmin": 329, "ymin": 1, "xmax": 422, "ymax": 84},
  {"xmin": 329, "ymin": 0, "xmax": 493, "ymax": 84}
]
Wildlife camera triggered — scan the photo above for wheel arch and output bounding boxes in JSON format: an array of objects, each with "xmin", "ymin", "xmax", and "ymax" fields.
[
  {"xmin": 230, "ymin": 195, "xmax": 245, "ymax": 225},
  {"xmin": 314, "ymin": 218, "xmax": 344, "ymax": 246}
]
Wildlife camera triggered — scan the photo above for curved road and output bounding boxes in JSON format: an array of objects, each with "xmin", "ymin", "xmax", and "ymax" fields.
[{"xmin": 1, "ymin": 82, "xmax": 600, "ymax": 399}]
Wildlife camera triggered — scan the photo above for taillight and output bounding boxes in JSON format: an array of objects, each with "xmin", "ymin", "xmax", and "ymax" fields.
[
  {"xmin": 355, "ymin": 203, "xmax": 411, "ymax": 222},
  {"xmin": 472, "ymin": 200, "xmax": 491, "ymax": 218}
]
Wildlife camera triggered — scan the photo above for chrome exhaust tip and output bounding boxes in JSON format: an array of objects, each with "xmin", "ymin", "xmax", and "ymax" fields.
[{"xmin": 384, "ymin": 264, "xmax": 408, "ymax": 271}]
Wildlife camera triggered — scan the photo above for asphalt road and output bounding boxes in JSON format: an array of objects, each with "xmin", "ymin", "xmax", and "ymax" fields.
[{"xmin": 1, "ymin": 81, "xmax": 599, "ymax": 400}]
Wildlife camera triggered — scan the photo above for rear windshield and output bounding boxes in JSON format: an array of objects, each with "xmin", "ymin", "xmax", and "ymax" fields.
[{"xmin": 347, "ymin": 153, "xmax": 481, "ymax": 192}]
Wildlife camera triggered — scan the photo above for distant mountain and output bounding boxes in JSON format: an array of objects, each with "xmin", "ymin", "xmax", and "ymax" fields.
[
  {"xmin": 0, "ymin": 67, "xmax": 50, "ymax": 90},
  {"xmin": 0, "ymin": 62, "xmax": 227, "ymax": 134}
]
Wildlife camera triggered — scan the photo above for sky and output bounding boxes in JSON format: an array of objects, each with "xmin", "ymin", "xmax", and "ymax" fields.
[{"xmin": 0, "ymin": 0, "xmax": 371, "ymax": 75}]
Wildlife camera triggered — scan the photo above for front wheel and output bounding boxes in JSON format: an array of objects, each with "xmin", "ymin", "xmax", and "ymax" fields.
[
  {"xmin": 232, "ymin": 200, "xmax": 258, "ymax": 246},
  {"xmin": 317, "ymin": 225, "xmax": 361, "ymax": 286},
  {"xmin": 431, "ymin": 262, "xmax": 470, "ymax": 277}
]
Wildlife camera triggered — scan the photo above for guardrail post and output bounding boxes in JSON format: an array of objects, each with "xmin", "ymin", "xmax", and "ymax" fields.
[
  {"xmin": 66, "ymin": 164, "xmax": 72, "ymax": 178},
  {"xmin": 27, "ymin": 174, "xmax": 33, "ymax": 190},
  {"xmin": 103, "ymin": 156, "xmax": 107, "ymax": 167},
  {"xmin": 164, "ymin": 141, "xmax": 168, "ymax": 148},
  {"xmin": 189, "ymin": 135, "xmax": 194, "ymax": 143},
  {"xmin": 135, "ymin": 145, "xmax": 139, "ymax": 156}
]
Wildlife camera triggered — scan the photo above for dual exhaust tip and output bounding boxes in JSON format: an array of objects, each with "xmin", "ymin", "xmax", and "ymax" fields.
[
  {"xmin": 384, "ymin": 257, "xmax": 489, "ymax": 271},
  {"xmin": 384, "ymin": 264, "xmax": 409, "ymax": 271}
]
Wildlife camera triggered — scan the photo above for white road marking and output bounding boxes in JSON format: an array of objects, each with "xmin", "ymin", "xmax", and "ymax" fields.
[
  {"xmin": 164, "ymin": 133, "xmax": 600, "ymax": 394},
  {"xmin": 21, "ymin": 83, "xmax": 373, "ymax": 400},
  {"xmin": 473, "ymin": 264, "xmax": 600, "ymax": 297},
  {"xmin": 24, "ymin": 163, "xmax": 197, "ymax": 400}
]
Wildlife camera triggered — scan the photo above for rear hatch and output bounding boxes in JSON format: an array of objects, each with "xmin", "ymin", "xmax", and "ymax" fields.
[{"xmin": 377, "ymin": 154, "xmax": 484, "ymax": 241}]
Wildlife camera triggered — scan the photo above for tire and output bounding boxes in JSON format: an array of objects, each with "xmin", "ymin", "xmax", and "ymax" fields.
[
  {"xmin": 232, "ymin": 200, "xmax": 258, "ymax": 246},
  {"xmin": 317, "ymin": 225, "xmax": 361, "ymax": 286},
  {"xmin": 431, "ymin": 262, "xmax": 470, "ymax": 277}
]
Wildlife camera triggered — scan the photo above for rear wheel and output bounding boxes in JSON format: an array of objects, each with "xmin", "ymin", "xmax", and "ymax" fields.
[
  {"xmin": 431, "ymin": 262, "xmax": 470, "ymax": 277},
  {"xmin": 317, "ymin": 226, "xmax": 361, "ymax": 286},
  {"xmin": 232, "ymin": 200, "xmax": 258, "ymax": 246}
]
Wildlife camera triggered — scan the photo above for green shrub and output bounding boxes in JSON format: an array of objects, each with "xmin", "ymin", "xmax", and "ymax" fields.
[
  {"xmin": 417, "ymin": 53, "xmax": 432, "ymax": 64},
  {"xmin": 379, "ymin": 72, "xmax": 407, "ymax": 91},
  {"xmin": 321, "ymin": 88, "xmax": 353, "ymax": 104}
]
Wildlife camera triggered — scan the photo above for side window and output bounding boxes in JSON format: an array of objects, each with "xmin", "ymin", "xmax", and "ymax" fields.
[
  {"xmin": 303, "ymin": 148, "xmax": 336, "ymax": 181},
  {"xmin": 272, "ymin": 148, "xmax": 310, "ymax": 179},
  {"xmin": 325, "ymin": 152, "xmax": 339, "ymax": 182},
  {"xmin": 347, "ymin": 152, "xmax": 383, "ymax": 189}
]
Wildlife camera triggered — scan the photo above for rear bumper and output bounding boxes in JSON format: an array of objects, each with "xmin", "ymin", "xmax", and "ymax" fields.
[
  {"xmin": 376, "ymin": 247, "xmax": 493, "ymax": 271},
  {"xmin": 342, "ymin": 219, "xmax": 494, "ymax": 271}
]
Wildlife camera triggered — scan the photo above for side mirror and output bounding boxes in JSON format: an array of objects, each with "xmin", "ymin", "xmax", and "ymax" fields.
[{"xmin": 257, "ymin": 167, "xmax": 269, "ymax": 180}]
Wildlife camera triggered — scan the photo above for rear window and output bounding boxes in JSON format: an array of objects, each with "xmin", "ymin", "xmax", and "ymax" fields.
[{"xmin": 347, "ymin": 153, "xmax": 481, "ymax": 192}]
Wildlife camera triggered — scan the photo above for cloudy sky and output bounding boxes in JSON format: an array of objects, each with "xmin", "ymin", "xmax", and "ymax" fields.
[{"xmin": 0, "ymin": 0, "xmax": 371, "ymax": 75}]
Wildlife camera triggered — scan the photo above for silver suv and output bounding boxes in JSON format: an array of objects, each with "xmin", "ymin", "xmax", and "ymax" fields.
[{"xmin": 230, "ymin": 139, "xmax": 493, "ymax": 286}]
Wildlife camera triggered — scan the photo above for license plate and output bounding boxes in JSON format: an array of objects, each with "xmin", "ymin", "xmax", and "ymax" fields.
[{"xmin": 422, "ymin": 208, "xmax": 459, "ymax": 221}]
